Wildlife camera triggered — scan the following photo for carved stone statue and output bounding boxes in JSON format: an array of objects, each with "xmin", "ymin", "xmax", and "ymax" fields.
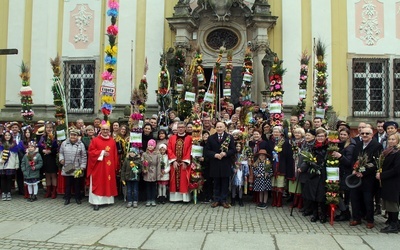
[{"xmin": 261, "ymin": 46, "xmax": 277, "ymax": 86}]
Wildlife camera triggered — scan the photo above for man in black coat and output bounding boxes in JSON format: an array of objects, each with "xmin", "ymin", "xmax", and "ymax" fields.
[
  {"xmin": 205, "ymin": 122, "xmax": 235, "ymax": 209},
  {"xmin": 349, "ymin": 127, "xmax": 383, "ymax": 229}
]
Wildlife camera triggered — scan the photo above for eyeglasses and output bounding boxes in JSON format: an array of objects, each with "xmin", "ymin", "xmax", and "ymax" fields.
[
  {"xmin": 361, "ymin": 132, "xmax": 371, "ymax": 135},
  {"xmin": 101, "ymin": 129, "xmax": 110, "ymax": 131}
]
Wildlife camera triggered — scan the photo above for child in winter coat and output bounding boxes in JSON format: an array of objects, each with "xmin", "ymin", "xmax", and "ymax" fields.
[
  {"xmin": 121, "ymin": 148, "xmax": 142, "ymax": 208},
  {"xmin": 21, "ymin": 141, "xmax": 43, "ymax": 201},
  {"xmin": 231, "ymin": 142, "xmax": 249, "ymax": 207},
  {"xmin": 142, "ymin": 139, "xmax": 159, "ymax": 207},
  {"xmin": 253, "ymin": 149, "xmax": 273, "ymax": 209},
  {"xmin": 156, "ymin": 143, "xmax": 170, "ymax": 204}
]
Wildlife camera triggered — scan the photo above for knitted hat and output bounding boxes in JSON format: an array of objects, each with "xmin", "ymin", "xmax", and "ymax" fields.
[
  {"xmin": 148, "ymin": 139, "xmax": 156, "ymax": 147},
  {"xmin": 159, "ymin": 143, "xmax": 167, "ymax": 150}
]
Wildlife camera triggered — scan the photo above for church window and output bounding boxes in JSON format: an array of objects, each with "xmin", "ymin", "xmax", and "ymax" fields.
[{"xmin": 63, "ymin": 60, "xmax": 96, "ymax": 114}]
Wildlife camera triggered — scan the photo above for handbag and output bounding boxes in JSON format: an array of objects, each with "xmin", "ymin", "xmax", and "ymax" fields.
[
  {"xmin": 63, "ymin": 145, "xmax": 78, "ymax": 175},
  {"xmin": 63, "ymin": 163, "xmax": 76, "ymax": 174}
]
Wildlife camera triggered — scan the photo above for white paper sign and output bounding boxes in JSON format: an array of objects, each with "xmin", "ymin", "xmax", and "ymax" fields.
[
  {"xmin": 191, "ymin": 145, "xmax": 203, "ymax": 157},
  {"xmin": 176, "ymin": 84, "xmax": 183, "ymax": 92},
  {"xmin": 223, "ymin": 89, "xmax": 231, "ymax": 97},
  {"xmin": 57, "ymin": 130, "xmax": 66, "ymax": 141},
  {"xmin": 315, "ymin": 108, "xmax": 325, "ymax": 118},
  {"xmin": 101, "ymin": 80, "xmax": 116, "ymax": 96},
  {"xmin": 185, "ymin": 92, "xmax": 196, "ymax": 102},
  {"xmin": 299, "ymin": 89, "xmax": 307, "ymax": 99},
  {"xmin": 268, "ymin": 103, "xmax": 282, "ymax": 114},
  {"xmin": 204, "ymin": 92, "xmax": 214, "ymax": 103},
  {"xmin": 130, "ymin": 132, "xmax": 142, "ymax": 143},
  {"xmin": 326, "ymin": 167, "xmax": 340, "ymax": 181},
  {"xmin": 243, "ymin": 73, "xmax": 253, "ymax": 82}
]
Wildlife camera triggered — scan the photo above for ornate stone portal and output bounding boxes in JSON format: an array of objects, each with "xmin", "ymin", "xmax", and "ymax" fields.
[{"xmin": 166, "ymin": 0, "xmax": 277, "ymax": 104}]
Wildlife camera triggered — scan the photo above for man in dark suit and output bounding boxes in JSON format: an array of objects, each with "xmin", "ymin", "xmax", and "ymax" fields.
[
  {"xmin": 205, "ymin": 122, "xmax": 235, "ymax": 209},
  {"xmin": 349, "ymin": 127, "xmax": 383, "ymax": 229}
]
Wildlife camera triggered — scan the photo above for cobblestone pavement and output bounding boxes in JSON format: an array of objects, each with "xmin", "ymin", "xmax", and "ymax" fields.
[{"xmin": 1, "ymin": 192, "xmax": 400, "ymax": 249}]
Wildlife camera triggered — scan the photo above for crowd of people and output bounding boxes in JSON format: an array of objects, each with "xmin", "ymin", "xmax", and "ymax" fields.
[{"xmin": 0, "ymin": 106, "xmax": 400, "ymax": 234}]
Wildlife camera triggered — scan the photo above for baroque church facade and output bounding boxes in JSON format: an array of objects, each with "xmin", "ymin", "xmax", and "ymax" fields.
[{"xmin": 0, "ymin": 0, "xmax": 399, "ymax": 125}]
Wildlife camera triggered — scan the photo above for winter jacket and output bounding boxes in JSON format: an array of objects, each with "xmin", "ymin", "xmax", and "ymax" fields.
[
  {"xmin": 59, "ymin": 139, "xmax": 87, "ymax": 176},
  {"xmin": 21, "ymin": 149, "xmax": 43, "ymax": 179}
]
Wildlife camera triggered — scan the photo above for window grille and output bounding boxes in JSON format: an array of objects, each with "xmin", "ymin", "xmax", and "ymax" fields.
[
  {"xmin": 393, "ymin": 59, "xmax": 400, "ymax": 117},
  {"xmin": 63, "ymin": 60, "xmax": 96, "ymax": 114},
  {"xmin": 352, "ymin": 58, "xmax": 389, "ymax": 117}
]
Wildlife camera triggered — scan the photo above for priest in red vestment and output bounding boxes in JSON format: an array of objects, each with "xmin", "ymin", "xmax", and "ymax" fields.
[
  {"xmin": 87, "ymin": 123, "xmax": 119, "ymax": 210},
  {"xmin": 168, "ymin": 121, "xmax": 192, "ymax": 202}
]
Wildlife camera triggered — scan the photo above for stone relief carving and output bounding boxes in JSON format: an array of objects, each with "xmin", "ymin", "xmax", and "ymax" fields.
[
  {"xmin": 72, "ymin": 4, "xmax": 93, "ymax": 43},
  {"xmin": 197, "ymin": 0, "xmax": 245, "ymax": 21},
  {"xmin": 359, "ymin": 0, "xmax": 381, "ymax": 46}
]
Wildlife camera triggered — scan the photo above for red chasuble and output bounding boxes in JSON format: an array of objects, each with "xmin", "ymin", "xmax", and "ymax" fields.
[
  {"xmin": 87, "ymin": 135, "xmax": 118, "ymax": 197},
  {"xmin": 167, "ymin": 134, "xmax": 192, "ymax": 193}
]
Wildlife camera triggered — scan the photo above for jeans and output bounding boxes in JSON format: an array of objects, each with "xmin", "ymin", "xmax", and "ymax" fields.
[
  {"xmin": 65, "ymin": 176, "xmax": 82, "ymax": 200},
  {"xmin": 126, "ymin": 181, "xmax": 139, "ymax": 202},
  {"xmin": 145, "ymin": 181, "xmax": 156, "ymax": 201}
]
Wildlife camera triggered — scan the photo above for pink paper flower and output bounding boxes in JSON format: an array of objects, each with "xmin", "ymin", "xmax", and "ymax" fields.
[
  {"xmin": 102, "ymin": 71, "xmax": 113, "ymax": 80},
  {"xmin": 107, "ymin": 25, "xmax": 118, "ymax": 36},
  {"xmin": 108, "ymin": 0, "xmax": 119, "ymax": 9}
]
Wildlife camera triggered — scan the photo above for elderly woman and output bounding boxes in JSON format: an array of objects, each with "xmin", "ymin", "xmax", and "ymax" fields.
[
  {"xmin": 268, "ymin": 126, "xmax": 293, "ymax": 207},
  {"xmin": 81, "ymin": 125, "xmax": 96, "ymax": 151},
  {"xmin": 287, "ymin": 127, "xmax": 305, "ymax": 209},
  {"xmin": 299, "ymin": 129, "xmax": 316, "ymax": 216},
  {"xmin": 300, "ymin": 128, "xmax": 328, "ymax": 223},
  {"xmin": 376, "ymin": 133, "xmax": 400, "ymax": 233},
  {"xmin": 59, "ymin": 129, "xmax": 87, "ymax": 205}
]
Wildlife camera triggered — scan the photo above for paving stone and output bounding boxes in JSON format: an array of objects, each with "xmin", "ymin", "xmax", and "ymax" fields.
[
  {"xmin": 142, "ymin": 230, "xmax": 206, "ymax": 250},
  {"xmin": 49, "ymin": 225, "xmax": 113, "ymax": 245},
  {"xmin": 333, "ymin": 235, "xmax": 372, "ymax": 250},
  {"xmin": 203, "ymin": 232, "xmax": 274, "ymax": 250},
  {"xmin": 275, "ymin": 233, "xmax": 341, "ymax": 250},
  {"xmin": 99, "ymin": 227, "xmax": 152, "ymax": 248},
  {"xmin": 362, "ymin": 234, "xmax": 400, "ymax": 250},
  {"xmin": 0, "ymin": 221, "xmax": 34, "ymax": 238},
  {"xmin": 7, "ymin": 222, "xmax": 69, "ymax": 242}
]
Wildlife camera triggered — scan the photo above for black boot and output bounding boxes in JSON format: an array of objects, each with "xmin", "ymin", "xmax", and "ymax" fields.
[
  {"xmin": 231, "ymin": 196, "xmax": 236, "ymax": 206},
  {"xmin": 239, "ymin": 198, "xmax": 244, "ymax": 207},
  {"xmin": 64, "ymin": 199, "xmax": 70, "ymax": 205},
  {"xmin": 380, "ymin": 212, "xmax": 399, "ymax": 234}
]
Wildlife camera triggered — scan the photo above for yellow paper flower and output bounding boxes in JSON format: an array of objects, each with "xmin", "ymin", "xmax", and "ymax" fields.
[
  {"xmin": 101, "ymin": 95, "xmax": 114, "ymax": 103},
  {"xmin": 105, "ymin": 45, "xmax": 118, "ymax": 56},
  {"xmin": 105, "ymin": 64, "xmax": 115, "ymax": 71}
]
